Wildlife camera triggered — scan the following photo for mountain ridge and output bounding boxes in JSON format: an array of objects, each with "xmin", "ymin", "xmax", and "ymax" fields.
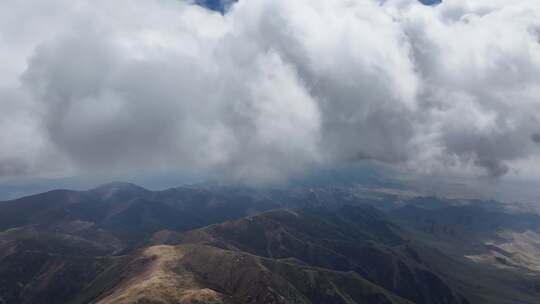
[{"xmin": 1, "ymin": 183, "xmax": 540, "ymax": 303}]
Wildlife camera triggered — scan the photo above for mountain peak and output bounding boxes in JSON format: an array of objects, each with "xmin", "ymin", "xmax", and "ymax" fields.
[
  {"xmin": 92, "ymin": 181, "xmax": 147, "ymax": 191},
  {"xmin": 90, "ymin": 182, "xmax": 150, "ymax": 200}
]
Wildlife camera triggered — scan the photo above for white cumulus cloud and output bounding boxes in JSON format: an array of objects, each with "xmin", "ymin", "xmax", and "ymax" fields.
[{"xmin": 1, "ymin": 0, "xmax": 540, "ymax": 183}]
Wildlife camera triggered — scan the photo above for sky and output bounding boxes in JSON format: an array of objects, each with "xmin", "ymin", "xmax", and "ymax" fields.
[{"xmin": 1, "ymin": 0, "xmax": 540, "ymax": 186}]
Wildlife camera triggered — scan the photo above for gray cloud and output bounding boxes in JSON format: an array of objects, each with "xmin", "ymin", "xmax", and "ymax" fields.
[
  {"xmin": 0, "ymin": 159, "xmax": 28, "ymax": 177},
  {"xmin": 532, "ymin": 133, "xmax": 540, "ymax": 144},
  {"xmin": 474, "ymin": 158, "xmax": 510, "ymax": 179},
  {"xmin": 1, "ymin": 0, "xmax": 540, "ymax": 183}
]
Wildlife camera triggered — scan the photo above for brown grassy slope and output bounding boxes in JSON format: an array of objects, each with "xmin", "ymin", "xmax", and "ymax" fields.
[{"xmin": 97, "ymin": 244, "xmax": 411, "ymax": 304}]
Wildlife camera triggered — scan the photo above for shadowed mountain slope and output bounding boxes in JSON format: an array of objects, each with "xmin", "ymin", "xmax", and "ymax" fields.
[
  {"xmin": 2, "ymin": 183, "xmax": 540, "ymax": 304},
  {"xmin": 160, "ymin": 206, "xmax": 470, "ymax": 304},
  {"xmin": 0, "ymin": 183, "xmax": 282, "ymax": 251}
]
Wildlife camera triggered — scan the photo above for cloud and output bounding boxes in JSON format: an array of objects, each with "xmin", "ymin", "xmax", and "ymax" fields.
[
  {"xmin": 474, "ymin": 158, "xmax": 510, "ymax": 179},
  {"xmin": 1, "ymin": 0, "xmax": 540, "ymax": 183}
]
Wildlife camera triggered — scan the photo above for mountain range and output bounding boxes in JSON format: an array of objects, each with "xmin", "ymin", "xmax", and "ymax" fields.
[{"xmin": 0, "ymin": 182, "xmax": 539, "ymax": 304}]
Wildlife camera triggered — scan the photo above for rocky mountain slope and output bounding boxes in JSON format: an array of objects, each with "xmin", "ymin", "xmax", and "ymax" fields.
[{"xmin": 1, "ymin": 183, "xmax": 540, "ymax": 304}]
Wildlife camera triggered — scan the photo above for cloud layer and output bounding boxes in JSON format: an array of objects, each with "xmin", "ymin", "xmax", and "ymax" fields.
[{"xmin": 1, "ymin": 0, "xmax": 540, "ymax": 183}]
